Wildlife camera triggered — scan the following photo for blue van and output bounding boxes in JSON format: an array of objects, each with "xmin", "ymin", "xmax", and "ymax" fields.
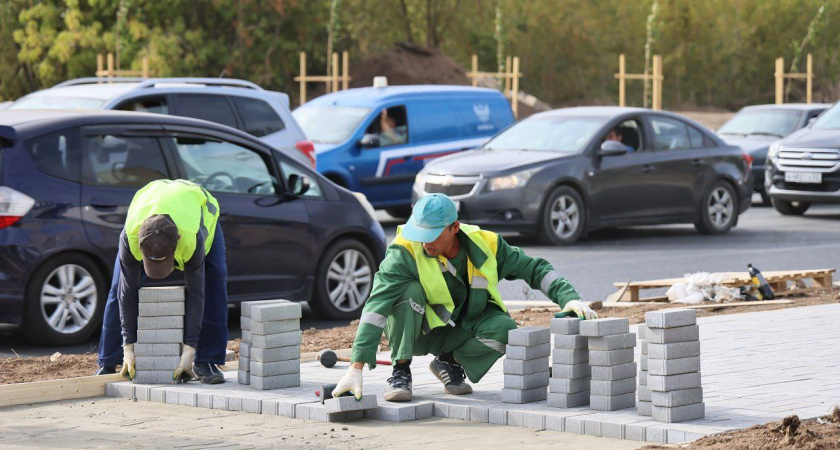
[{"xmin": 293, "ymin": 85, "xmax": 515, "ymax": 216}]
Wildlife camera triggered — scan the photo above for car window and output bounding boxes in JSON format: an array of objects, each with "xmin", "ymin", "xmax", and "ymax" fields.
[
  {"xmin": 26, "ymin": 129, "xmax": 82, "ymax": 182},
  {"xmin": 279, "ymin": 160, "xmax": 323, "ymax": 199},
  {"xmin": 173, "ymin": 94, "xmax": 238, "ymax": 129},
  {"xmin": 602, "ymin": 119, "xmax": 644, "ymax": 152},
  {"xmin": 115, "ymin": 96, "xmax": 169, "ymax": 114},
  {"xmin": 81, "ymin": 134, "xmax": 169, "ymax": 187},
  {"xmin": 170, "ymin": 137, "xmax": 276, "ymax": 195},
  {"xmin": 365, "ymin": 105, "xmax": 408, "ymax": 147},
  {"xmin": 687, "ymin": 125, "xmax": 704, "ymax": 148},
  {"xmin": 231, "ymin": 97, "xmax": 285, "ymax": 137},
  {"xmin": 650, "ymin": 116, "xmax": 702, "ymax": 150},
  {"xmin": 293, "ymin": 105, "xmax": 371, "ymax": 144}
]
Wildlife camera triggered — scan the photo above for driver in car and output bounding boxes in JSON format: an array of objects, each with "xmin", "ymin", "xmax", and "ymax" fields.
[
  {"xmin": 94, "ymin": 179, "xmax": 229, "ymax": 385},
  {"xmin": 605, "ymin": 127, "xmax": 635, "ymax": 152}
]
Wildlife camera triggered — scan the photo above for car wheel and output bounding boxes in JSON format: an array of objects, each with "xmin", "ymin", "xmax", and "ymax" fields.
[
  {"xmin": 385, "ymin": 206, "xmax": 413, "ymax": 219},
  {"xmin": 695, "ymin": 181, "xmax": 737, "ymax": 235},
  {"xmin": 310, "ymin": 239, "xmax": 375, "ymax": 320},
  {"xmin": 537, "ymin": 186, "xmax": 586, "ymax": 245},
  {"xmin": 771, "ymin": 197, "xmax": 810, "ymax": 216},
  {"xmin": 23, "ymin": 254, "xmax": 106, "ymax": 345}
]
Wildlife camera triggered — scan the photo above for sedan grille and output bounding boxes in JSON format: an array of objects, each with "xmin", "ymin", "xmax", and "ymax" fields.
[
  {"xmin": 422, "ymin": 174, "xmax": 481, "ymax": 198},
  {"xmin": 776, "ymin": 147, "xmax": 840, "ymax": 173}
]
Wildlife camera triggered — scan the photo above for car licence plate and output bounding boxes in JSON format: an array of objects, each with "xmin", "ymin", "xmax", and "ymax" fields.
[{"xmin": 784, "ymin": 171, "xmax": 822, "ymax": 184}]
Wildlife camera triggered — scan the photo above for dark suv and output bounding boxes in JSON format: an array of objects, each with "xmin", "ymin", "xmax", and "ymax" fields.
[{"xmin": 0, "ymin": 110, "xmax": 386, "ymax": 345}]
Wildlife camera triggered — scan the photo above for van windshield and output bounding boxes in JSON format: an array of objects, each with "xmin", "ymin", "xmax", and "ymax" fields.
[
  {"xmin": 483, "ymin": 116, "xmax": 607, "ymax": 153},
  {"xmin": 10, "ymin": 96, "xmax": 106, "ymax": 110},
  {"xmin": 293, "ymin": 106, "xmax": 371, "ymax": 144}
]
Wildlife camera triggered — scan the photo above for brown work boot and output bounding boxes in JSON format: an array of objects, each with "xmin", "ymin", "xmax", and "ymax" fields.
[{"xmin": 429, "ymin": 357, "xmax": 473, "ymax": 395}]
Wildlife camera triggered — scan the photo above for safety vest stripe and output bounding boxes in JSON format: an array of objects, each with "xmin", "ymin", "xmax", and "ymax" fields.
[
  {"xmin": 360, "ymin": 311, "xmax": 388, "ymax": 329},
  {"xmin": 472, "ymin": 276, "xmax": 488, "ymax": 289},
  {"xmin": 540, "ymin": 270, "xmax": 561, "ymax": 296},
  {"xmin": 477, "ymin": 337, "xmax": 506, "ymax": 354}
]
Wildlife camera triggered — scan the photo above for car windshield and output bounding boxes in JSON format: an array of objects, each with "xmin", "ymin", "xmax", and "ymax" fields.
[
  {"xmin": 292, "ymin": 106, "xmax": 371, "ymax": 144},
  {"xmin": 812, "ymin": 104, "xmax": 840, "ymax": 130},
  {"xmin": 483, "ymin": 115, "xmax": 607, "ymax": 153},
  {"xmin": 9, "ymin": 96, "xmax": 106, "ymax": 110},
  {"xmin": 718, "ymin": 109, "xmax": 802, "ymax": 137}
]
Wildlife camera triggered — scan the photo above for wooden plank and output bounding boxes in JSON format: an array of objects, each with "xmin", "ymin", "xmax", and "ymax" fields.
[
  {"xmin": 0, "ymin": 373, "xmax": 123, "ymax": 407},
  {"xmin": 607, "ymin": 281, "xmax": 631, "ymax": 303},
  {"xmin": 613, "ymin": 269, "xmax": 836, "ymax": 289},
  {"xmin": 682, "ymin": 300, "xmax": 794, "ymax": 310}
]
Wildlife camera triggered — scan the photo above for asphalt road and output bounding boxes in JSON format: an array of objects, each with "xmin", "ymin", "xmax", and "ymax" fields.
[{"xmin": 2, "ymin": 198, "xmax": 839, "ymax": 358}]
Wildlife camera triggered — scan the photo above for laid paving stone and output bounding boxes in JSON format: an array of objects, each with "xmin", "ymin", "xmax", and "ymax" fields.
[
  {"xmin": 591, "ymin": 377, "xmax": 637, "ymax": 396},
  {"xmin": 645, "ymin": 309, "xmax": 697, "ymax": 329},
  {"xmin": 503, "ymin": 357, "xmax": 550, "ymax": 375},
  {"xmin": 646, "ymin": 325, "xmax": 700, "ymax": 344},
  {"xmin": 488, "ymin": 407, "xmax": 506, "ymax": 424},
  {"xmin": 587, "ymin": 333, "xmax": 636, "ymax": 351},
  {"xmin": 138, "ymin": 302, "xmax": 184, "ymax": 317},
  {"xmin": 647, "ymin": 356, "xmax": 701, "ymax": 376},
  {"xmin": 579, "ymin": 318, "xmax": 630, "ymax": 337},
  {"xmin": 651, "ymin": 388, "xmax": 704, "ymax": 408},
  {"xmin": 136, "ymin": 329, "xmax": 183, "ymax": 344},
  {"xmin": 647, "ymin": 341, "xmax": 701, "ymax": 360},
  {"xmin": 591, "ymin": 362, "xmax": 637, "ymax": 381},
  {"xmin": 501, "ymin": 387, "xmax": 548, "ymax": 404},
  {"xmin": 588, "ymin": 348, "xmax": 634, "ymax": 366},
  {"xmin": 652, "ymin": 402, "xmax": 705, "ymax": 423},
  {"xmin": 240, "ymin": 316, "xmax": 251, "ymax": 331},
  {"xmin": 638, "ymin": 385, "xmax": 652, "ymax": 401},
  {"xmin": 505, "ymin": 342, "xmax": 551, "ymax": 360},
  {"xmin": 251, "ymin": 302, "xmax": 302, "ymax": 322},
  {"xmin": 415, "ymin": 402, "xmax": 435, "ymax": 420},
  {"xmin": 470, "ymin": 405, "xmax": 490, "ymax": 423},
  {"xmin": 135, "ymin": 356, "xmax": 180, "ymax": 371},
  {"xmin": 250, "ymin": 373, "xmax": 300, "ymax": 390},
  {"xmin": 647, "ymin": 372, "xmax": 702, "ymax": 392},
  {"xmin": 448, "ymin": 404, "xmax": 470, "ymax": 421},
  {"xmin": 138, "ymin": 286, "xmax": 185, "ymax": 303},
  {"xmin": 242, "ymin": 397, "xmax": 262, "ymax": 413},
  {"xmin": 547, "ymin": 390, "xmax": 590, "ymax": 408},
  {"xmin": 134, "ymin": 343, "xmax": 181, "ymax": 357},
  {"xmin": 523, "ymin": 411, "xmax": 546, "ymax": 430},
  {"xmin": 240, "ymin": 342, "xmax": 250, "ymax": 358},
  {"xmin": 551, "ymin": 363, "xmax": 591, "ymax": 379},
  {"xmin": 251, "ymin": 319, "xmax": 301, "ymax": 336},
  {"xmin": 590, "ymin": 392, "xmax": 635, "ymax": 411},
  {"xmin": 550, "ymin": 317, "xmax": 580, "ymax": 335},
  {"xmin": 241, "ymin": 300, "xmax": 288, "ymax": 318},
  {"xmin": 251, "ymin": 331, "xmax": 302, "ymax": 349},
  {"xmin": 549, "ymin": 376, "xmax": 590, "ymax": 394},
  {"xmin": 250, "ymin": 345, "xmax": 301, "ymax": 363},
  {"xmin": 250, "ymin": 360, "xmax": 300, "ymax": 377},
  {"xmin": 637, "ymin": 324, "xmax": 647, "ymax": 340},
  {"xmin": 553, "ymin": 334, "xmax": 588, "ymax": 349},
  {"xmin": 138, "ymin": 315, "xmax": 183, "ymax": 330},
  {"xmin": 552, "ymin": 348, "xmax": 589, "ymax": 365},
  {"xmin": 133, "ymin": 370, "xmax": 175, "ymax": 384},
  {"xmin": 504, "ymin": 371, "xmax": 550, "ymax": 390},
  {"xmin": 508, "ymin": 326, "xmax": 551, "ymax": 346},
  {"xmin": 324, "ymin": 394, "xmax": 378, "ymax": 413},
  {"xmin": 638, "ymin": 400, "xmax": 652, "ymax": 416},
  {"xmin": 370, "ymin": 403, "xmax": 416, "ymax": 422}
]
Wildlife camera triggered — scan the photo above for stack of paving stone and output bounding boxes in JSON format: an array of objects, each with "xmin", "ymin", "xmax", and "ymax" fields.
[
  {"xmin": 637, "ymin": 324, "xmax": 652, "ymax": 416},
  {"xmin": 239, "ymin": 300, "xmax": 288, "ymax": 386},
  {"xmin": 134, "ymin": 287, "xmax": 185, "ymax": 384},
  {"xmin": 501, "ymin": 326, "xmax": 550, "ymax": 404},
  {"xmin": 580, "ymin": 317, "xmax": 636, "ymax": 411},
  {"xmin": 547, "ymin": 317, "xmax": 590, "ymax": 408},
  {"xmin": 245, "ymin": 300, "xmax": 303, "ymax": 390},
  {"xmin": 645, "ymin": 309, "xmax": 704, "ymax": 423}
]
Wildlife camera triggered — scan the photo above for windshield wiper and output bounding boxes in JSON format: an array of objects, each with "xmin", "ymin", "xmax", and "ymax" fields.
[{"xmin": 748, "ymin": 132, "xmax": 783, "ymax": 138}]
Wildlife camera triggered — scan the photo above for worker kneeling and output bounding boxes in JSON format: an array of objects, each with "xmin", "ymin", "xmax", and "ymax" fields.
[{"xmin": 333, "ymin": 194, "xmax": 598, "ymax": 402}]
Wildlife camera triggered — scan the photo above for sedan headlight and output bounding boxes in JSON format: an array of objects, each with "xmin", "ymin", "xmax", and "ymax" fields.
[
  {"xmin": 487, "ymin": 169, "xmax": 537, "ymax": 192},
  {"xmin": 768, "ymin": 141, "xmax": 782, "ymax": 160},
  {"xmin": 413, "ymin": 172, "xmax": 425, "ymax": 194}
]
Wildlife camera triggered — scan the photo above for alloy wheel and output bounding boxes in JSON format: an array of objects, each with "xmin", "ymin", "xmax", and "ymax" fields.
[
  {"xmin": 326, "ymin": 249, "xmax": 373, "ymax": 312},
  {"xmin": 40, "ymin": 264, "xmax": 98, "ymax": 334},
  {"xmin": 549, "ymin": 195, "xmax": 580, "ymax": 239},
  {"xmin": 707, "ymin": 187, "xmax": 734, "ymax": 228}
]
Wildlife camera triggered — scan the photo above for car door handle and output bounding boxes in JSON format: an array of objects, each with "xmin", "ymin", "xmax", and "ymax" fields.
[
  {"xmin": 691, "ymin": 159, "xmax": 706, "ymax": 166},
  {"xmin": 89, "ymin": 198, "xmax": 118, "ymax": 210},
  {"xmin": 642, "ymin": 164, "xmax": 656, "ymax": 173}
]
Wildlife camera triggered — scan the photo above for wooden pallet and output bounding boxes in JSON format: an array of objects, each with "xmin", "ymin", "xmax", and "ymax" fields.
[{"xmin": 610, "ymin": 268, "xmax": 835, "ymax": 302}]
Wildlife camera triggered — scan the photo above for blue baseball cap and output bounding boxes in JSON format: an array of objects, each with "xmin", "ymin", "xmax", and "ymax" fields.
[{"xmin": 402, "ymin": 194, "xmax": 458, "ymax": 243}]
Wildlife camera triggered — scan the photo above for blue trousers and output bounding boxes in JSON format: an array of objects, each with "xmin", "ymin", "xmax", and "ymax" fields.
[{"xmin": 98, "ymin": 224, "xmax": 229, "ymax": 367}]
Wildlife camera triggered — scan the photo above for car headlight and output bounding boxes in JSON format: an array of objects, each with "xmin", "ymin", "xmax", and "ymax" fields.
[
  {"xmin": 413, "ymin": 172, "xmax": 425, "ymax": 194},
  {"xmin": 768, "ymin": 141, "xmax": 782, "ymax": 160},
  {"xmin": 488, "ymin": 169, "xmax": 536, "ymax": 192}
]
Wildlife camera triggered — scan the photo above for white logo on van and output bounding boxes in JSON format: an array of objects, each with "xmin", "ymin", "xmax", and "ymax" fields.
[{"xmin": 473, "ymin": 104, "xmax": 491, "ymax": 122}]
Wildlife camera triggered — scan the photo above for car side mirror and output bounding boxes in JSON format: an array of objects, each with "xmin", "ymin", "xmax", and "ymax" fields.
[
  {"xmin": 807, "ymin": 117, "xmax": 817, "ymax": 127},
  {"xmin": 288, "ymin": 174, "xmax": 310, "ymax": 196},
  {"xmin": 599, "ymin": 140, "xmax": 628, "ymax": 156},
  {"xmin": 359, "ymin": 134, "xmax": 380, "ymax": 149}
]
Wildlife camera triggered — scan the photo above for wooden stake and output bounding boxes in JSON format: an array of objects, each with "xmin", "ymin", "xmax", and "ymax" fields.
[
  {"xmin": 300, "ymin": 51, "xmax": 307, "ymax": 106},
  {"xmin": 775, "ymin": 57, "xmax": 784, "ymax": 105},
  {"xmin": 342, "ymin": 51, "xmax": 350, "ymax": 90},
  {"xmin": 332, "ymin": 52, "xmax": 339, "ymax": 94},
  {"xmin": 504, "ymin": 55, "xmax": 512, "ymax": 96},
  {"xmin": 511, "ymin": 56, "xmax": 520, "ymax": 118},
  {"xmin": 652, "ymin": 55, "xmax": 661, "ymax": 110},
  {"xmin": 97, "ymin": 54, "xmax": 103, "ymax": 76},
  {"xmin": 806, "ymin": 53, "xmax": 813, "ymax": 104},
  {"xmin": 142, "ymin": 57, "xmax": 149, "ymax": 78},
  {"xmin": 471, "ymin": 54, "xmax": 478, "ymax": 87},
  {"xmin": 107, "ymin": 53, "xmax": 114, "ymax": 81},
  {"xmin": 618, "ymin": 54, "xmax": 626, "ymax": 107}
]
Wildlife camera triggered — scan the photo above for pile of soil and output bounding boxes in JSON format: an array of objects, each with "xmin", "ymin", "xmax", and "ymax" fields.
[
  {"xmin": 350, "ymin": 43, "xmax": 470, "ymax": 88},
  {"xmin": 0, "ymin": 353, "xmax": 98, "ymax": 384}
]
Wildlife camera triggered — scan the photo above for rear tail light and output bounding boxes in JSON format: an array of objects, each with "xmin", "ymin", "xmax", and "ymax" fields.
[
  {"xmin": 0, "ymin": 187, "xmax": 35, "ymax": 229},
  {"xmin": 294, "ymin": 140, "xmax": 316, "ymax": 168},
  {"xmin": 742, "ymin": 153, "xmax": 754, "ymax": 169}
]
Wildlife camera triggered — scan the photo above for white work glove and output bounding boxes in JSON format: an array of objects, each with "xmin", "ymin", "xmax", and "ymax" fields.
[
  {"xmin": 332, "ymin": 366, "xmax": 363, "ymax": 400},
  {"xmin": 557, "ymin": 300, "xmax": 599, "ymax": 320},
  {"xmin": 173, "ymin": 344, "xmax": 197, "ymax": 383},
  {"xmin": 120, "ymin": 343, "xmax": 136, "ymax": 380}
]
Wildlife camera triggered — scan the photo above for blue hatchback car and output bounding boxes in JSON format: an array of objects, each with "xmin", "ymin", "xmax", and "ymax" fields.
[{"xmin": 293, "ymin": 85, "xmax": 515, "ymax": 216}]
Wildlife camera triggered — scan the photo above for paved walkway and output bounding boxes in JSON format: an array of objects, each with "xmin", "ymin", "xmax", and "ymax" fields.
[{"xmin": 105, "ymin": 304, "xmax": 840, "ymax": 444}]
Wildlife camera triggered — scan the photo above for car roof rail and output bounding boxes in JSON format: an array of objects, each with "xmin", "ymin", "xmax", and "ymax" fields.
[
  {"xmin": 133, "ymin": 78, "xmax": 264, "ymax": 91},
  {"xmin": 53, "ymin": 77, "xmax": 148, "ymax": 88}
]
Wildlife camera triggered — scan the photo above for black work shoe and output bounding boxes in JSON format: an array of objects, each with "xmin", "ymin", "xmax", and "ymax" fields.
[
  {"xmin": 384, "ymin": 369, "xmax": 413, "ymax": 402},
  {"xmin": 95, "ymin": 366, "xmax": 116, "ymax": 376},
  {"xmin": 193, "ymin": 362, "xmax": 225, "ymax": 384},
  {"xmin": 429, "ymin": 357, "xmax": 473, "ymax": 395}
]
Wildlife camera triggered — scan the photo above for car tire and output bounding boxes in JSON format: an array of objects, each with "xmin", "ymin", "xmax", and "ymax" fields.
[
  {"xmin": 537, "ymin": 186, "xmax": 586, "ymax": 245},
  {"xmin": 23, "ymin": 254, "xmax": 107, "ymax": 346},
  {"xmin": 771, "ymin": 198, "xmax": 810, "ymax": 216},
  {"xmin": 385, "ymin": 206, "xmax": 413, "ymax": 219},
  {"xmin": 310, "ymin": 239, "xmax": 376, "ymax": 320},
  {"xmin": 695, "ymin": 181, "xmax": 737, "ymax": 235}
]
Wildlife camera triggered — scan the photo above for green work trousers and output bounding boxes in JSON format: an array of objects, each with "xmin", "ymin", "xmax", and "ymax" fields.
[{"xmin": 385, "ymin": 281, "xmax": 517, "ymax": 383}]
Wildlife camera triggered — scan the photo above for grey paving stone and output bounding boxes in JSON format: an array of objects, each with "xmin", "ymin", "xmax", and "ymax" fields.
[
  {"xmin": 327, "ymin": 410, "xmax": 366, "ymax": 423},
  {"xmin": 637, "ymin": 324, "xmax": 647, "ymax": 340},
  {"xmin": 638, "ymin": 400, "xmax": 652, "ymax": 416},
  {"xmin": 639, "ymin": 370, "xmax": 647, "ymax": 386},
  {"xmin": 640, "ymin": 355, "xmax": 648, "ymax": 371},
  {"xmin": 504, "ymin": 371, "xmax": 550, "ymax": 390},
  {"xmin": 591, "ymin": 362, "xmax": 637, "ymax": 381},
  {"xmin": 590, "ymin": 392, "xmax": 636, "ymax": 411},
  {"xmin": 250, "ymin": 345, "xmax": 301, "ymax": 363},
  {"xmin": 241, "ymin": 300, "xmax": 288, "ymax": 318},
  {"xmin": 503, "ymin": 357, "xmax": 550, "ymax": 375},
  {"xmin": 211, "ymin": 394, "xmax": 228, "ymax": 410},
  {"xmin": 238, "ymin": 370, "xmax": 250, "ymax": 385},
  {"xmin": 552, "ymin": 348, "xmax": 589, "ymax": 365},
  {"xmin": 149, "ymin": 388, "xmax": 165, "ymax": 403},
  {"xmin": 448, "ymin": 404, "xmax": 470, "ymax": 420},
  {"xmin": 240, "ymin": 316, "xmax": 250, "ymax": 331},
  {"xmin": 551, "ymin": 363, "xmax": 591, "ymax": 379},
  {"xmin": 645, "ymin": 309, "xmax": 697, "ymax": 329},
  {"xmin": 549, "ymin": 377, "xmax": 590, "ymax": 394},
  {"xmin": 165, "ymin": 390, "xmax": 179, "ymax": 405},
  {"xmin": 133, "ymin": 371, "xmax": 175, "ymax": 384},
  {"xmin": 647, "ymin": 325, "xmax": 700, "ymax": 344},
  {"xmin": 324, "ymin": 394, "xmax": 378, "ymax": 413},
  {"xmin": 296, "ymin": 402, "xmax": 326, "ymax": 421},
  {"xmin": 545, "ymin": 414, "xmax": 564, "ymax": 431},
  {"xmin": 470, "ymin": 405, "xmax": 489, "ymax": 423},
  {"xmin": 251, "ymin": 319, "xmax": 301, "ymax": 336},
  {"xmin": 434, "ymin": 403, "xmax": 449, "ymax": 418},
  {"xmin": 239, "ymin": 356, "xmax": 250, "ymax": 371},
  {"xmin": 647, "ymin": 372, "xmax": 702, "ymax": 392},
  {"xmin": 415, "ymin": 402, "xmax": 435, "ymax": 420},
  {"xmin": 240, "ymin": 342, "xmax": 250, "ymax": 358},
  {"xmin": 488, "ymin": 408, "xmax": 507, "ymax": 424},
  {"xmin": 583, "ymin": 416, "xmax": 602, "ymax": 436},
  {"xmin": 250, "ymin": 360, "xmax": 300, "ymax": 377},
  {"xmin": 523, "ymin": 411, "xmax": 546, "ymax": 430},
  {"xmin": 508, "ymin": 326, "xmax": 551, "ymax": 346},
  {"xmin": 251, "ymin": 302, "xmax": 302, "ymax": 322},
  {"xmin": 601, "ymin": 421, "xmax": 625, "ymax": 439},
  {"xmin": 277, "ymin": 398, "xmax": 312, "ymax": 418},
  {"xmin": 505, "ymin": 342, "xmax": 551, "ymax": 360},
  {"xmin": 196, "ymin": 392, "xmax": 211, "ymax": 409},
  {"xmin": 565, "ymin": 415, "xmax": 587, "ymax": 433},
  {"xmin": 136, "ymin": 329, "xmax": 183, "ymax": 344},
  {"xmin": 261, "ymin": 398, "xmax": 280, "ymax": 416},
  {"xmin": 547, "ymin": 390, "xmax": 590, "ymax": 408},
  {"xmin": 241, "ymin": 397, "xmax": 262, "ymax": 413},
  {"xmin": 250, "ymin": 373, "xmax": 300, "ymax": 390},
  {"xmin": 251, "ymin": 331, "xmax": 302, "ymax": 349},
  {"xmin": 135, "ymin": 356, "xmax": 180, "ymax": 371},
  {"xmin": 550, "ymin": 317, "xmax": 580, "ymax": 335},
  {"xmin": 588, "ymin": 348, "xmax": 635, "ymax": 366},
  {"xmin": 507, "ymin": 410, "xmax": 524, "ymax": 427},
  {"xmin": 553, "ymin": 334, "xmax": 588, "ymax": 349},
  {"xmin": 592, "ymin": 377, "xmax": 637, "ymax": 397},
  {"xmin": 138, "ymin": 302, "xmax": 184, "ymax": 317},
  {"xmin": 579, "ymin": 318, "xmax": 630, "ymax": 337},
  {"xmin": 106, "ymin": 383, "xmax": 132, "ymax": 398},
  {"xmin": 641, "ymin": 341, "xmax": 648, "ymax": 355},
  {"xmin": 587, "ymin": 332, "xmax": 636, "ymax": 351},
  {"xmin": 241, "ymin": 330, "xmax": 252, "ymax": 344},
  {"xmin": 134, "ymin": 385, "xmax": 152, "ymax": 401},
  {"xmin": 652, "ymin": 402, "xmax": 705, "ymax": 423},
  {"xmin": 648, "ymin": 356, "xmax": 701, "ymax": 376},
  {"xmin": 647, "ymin": 341, "xmax": 701, "ymax": 360},
  {"xmin": 134, "ymin": 343, "xmax": 181, "ymax": 357},
  {"xmin": 375, "ymin": 403, "xmax": 416, "ymax": 422},
  {"xmin": 638, "ymin": 384, "xmax": 652, "ymax": 401},
  {"xmin": 501, "ymin": 387, "xmax": 548, "ymax": 404},
  {"xmin": 651, "ymin": 388, "xmax": 704, "ymax": 408},
  {"xmin": 178, "ymin": 391, "xmax": 197, "ymax": 407},
  {"xmin": 138, "ymin": 315, "xmax": 183, "ymax": 330},
  {"xmin": 138, "ymin": 286, "xmax": 184, "ymax": 303}
]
